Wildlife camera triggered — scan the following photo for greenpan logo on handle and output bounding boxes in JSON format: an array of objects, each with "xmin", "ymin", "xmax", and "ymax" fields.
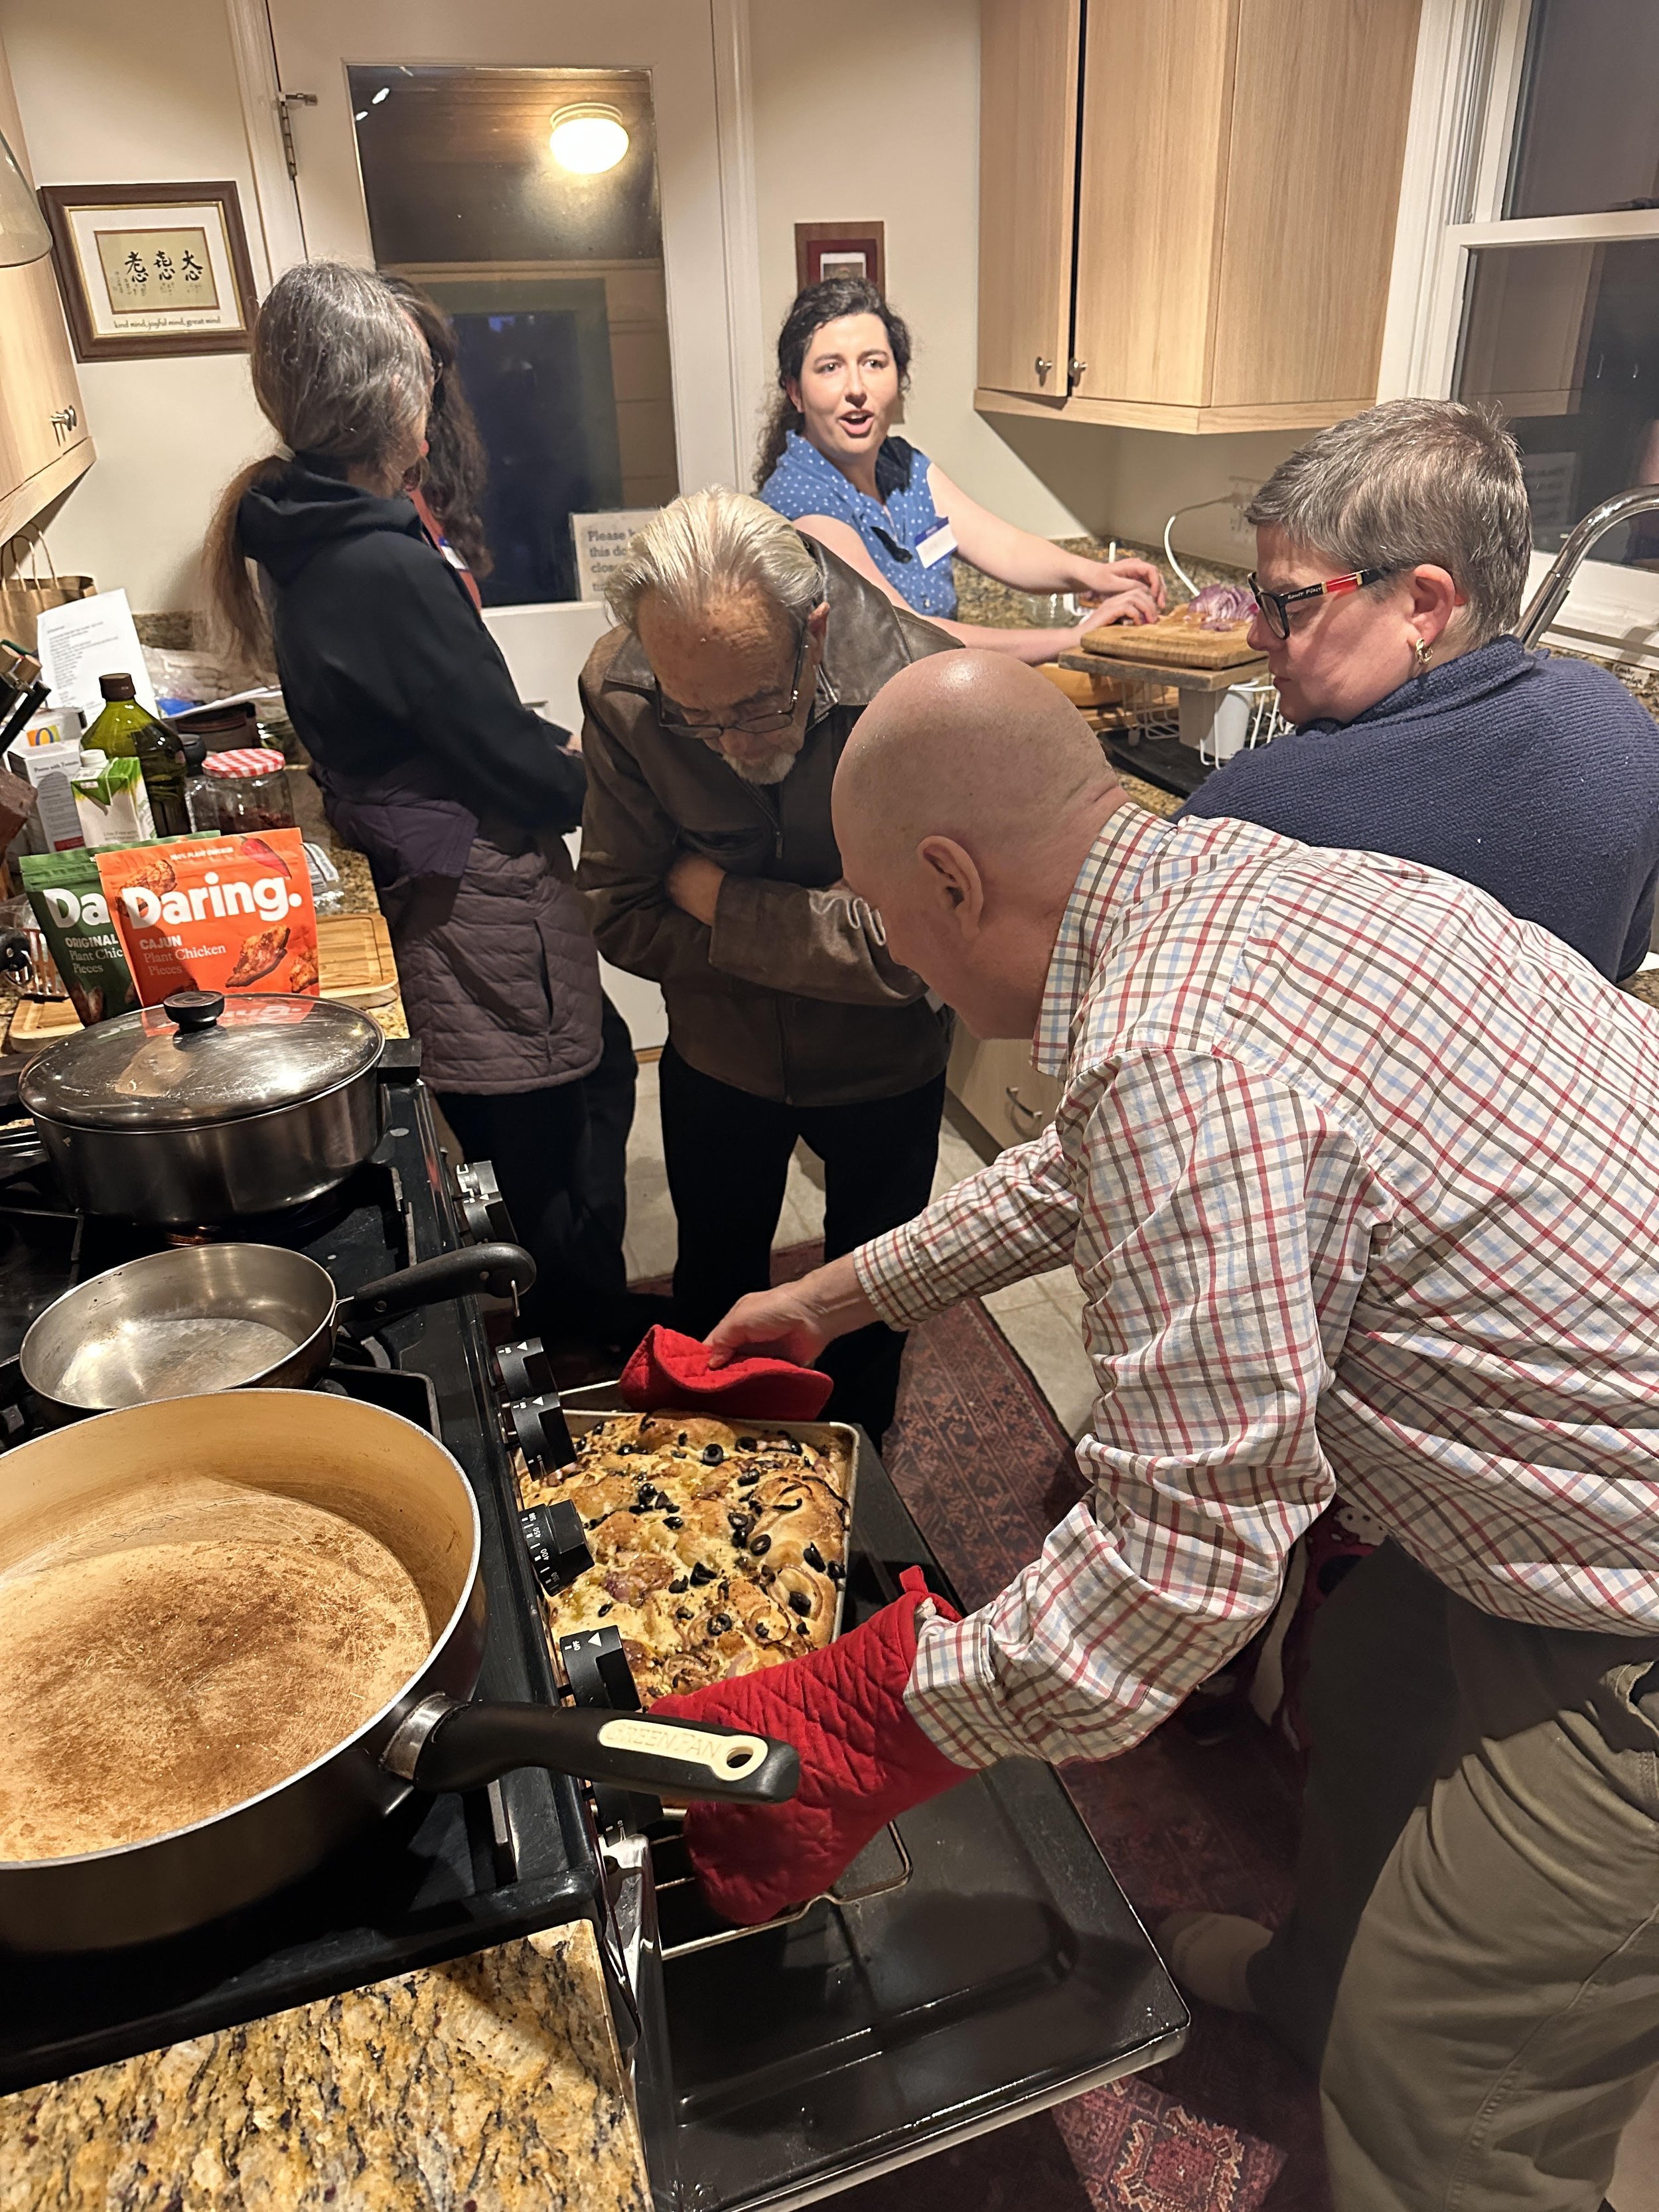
[{"xmin": 597, "ymin": 1715, "xmax": 766, "ymax": 1773}]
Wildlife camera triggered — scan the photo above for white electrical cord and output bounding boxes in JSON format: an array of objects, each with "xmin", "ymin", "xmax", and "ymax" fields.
[{"xmin": 1161, "ymin": 494, "xmax": 1242, "ymax": 599}]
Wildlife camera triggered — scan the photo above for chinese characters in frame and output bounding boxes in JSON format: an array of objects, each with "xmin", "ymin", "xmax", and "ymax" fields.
[{"xmin": 37, "ymin": 183, "xmax": 256, "ymax": 360}]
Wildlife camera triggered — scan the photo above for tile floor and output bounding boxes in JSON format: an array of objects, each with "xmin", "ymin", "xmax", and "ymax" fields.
[
  {"xmin": 622, "ymin": 1057, "xmax": 1659, "ymax": 2207},
  {"xmin": 624, "ymin": 1060, "xmax": 1098, "ymax": 1437}
]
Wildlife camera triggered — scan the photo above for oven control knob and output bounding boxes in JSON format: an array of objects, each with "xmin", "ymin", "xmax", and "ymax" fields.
[
  {"xmin": 507, "ymin": 1390, "xmax": 577, "ymax": 1473},
  {"xmin": 455, "ymin": 1159, "xmax": 517, "ymax": 1245},
  {"xmin": 494, "ymin": 1335, "xmax": 553, "ymax": 1401},
  {"xmin": 560, "ymin": 1624, "xmax": 643, "ymax": 1712},
  {"xmin": 520, "ymin": 1498, "xmax": 592, "ymax": 1594}
]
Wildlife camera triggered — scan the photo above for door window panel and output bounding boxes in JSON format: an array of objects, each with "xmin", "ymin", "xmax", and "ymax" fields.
[{"xmin": 349, "ymin": 64, "xmax": 678, "ymax": 605}]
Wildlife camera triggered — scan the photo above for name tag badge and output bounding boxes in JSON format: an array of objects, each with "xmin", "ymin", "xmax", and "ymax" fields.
[{"xmin": 916, "ymin": 522, "xmax": 958, "ymax": 569}]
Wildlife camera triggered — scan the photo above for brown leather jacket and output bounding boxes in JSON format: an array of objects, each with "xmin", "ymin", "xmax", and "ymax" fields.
[{"xmin": 576, "ymin": 544, "xmax": 958, "ymax": 1106}]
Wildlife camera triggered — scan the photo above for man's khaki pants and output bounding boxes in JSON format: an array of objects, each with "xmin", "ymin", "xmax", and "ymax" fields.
[{"xmin": 1247, "ymin": 1542, "xmax": 1659, "ymax": 2211}]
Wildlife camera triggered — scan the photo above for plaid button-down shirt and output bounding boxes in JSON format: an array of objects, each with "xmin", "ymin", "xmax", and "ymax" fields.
[{"xmin": 855, "ymin": 804, "xmax": 1659, "ymax": 1770}]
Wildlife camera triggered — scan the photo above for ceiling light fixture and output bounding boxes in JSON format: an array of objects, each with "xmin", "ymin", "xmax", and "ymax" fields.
[
  {"xmin": 370, "ymin": 86, "xmax": 390, "ymax": 105},
  {"xmin": 547, "ymin": 103, "xmax": 629, "ymax": 175}
]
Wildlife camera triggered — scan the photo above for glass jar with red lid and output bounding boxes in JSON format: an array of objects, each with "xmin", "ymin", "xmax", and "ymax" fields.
[{"xmin": 201, "ymin": 747, "xmax": 295, "ymax": 835}]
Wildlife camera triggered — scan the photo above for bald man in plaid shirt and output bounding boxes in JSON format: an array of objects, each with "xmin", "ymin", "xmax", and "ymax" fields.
[{"xmin": 660, "ymin": 653, "xmax": 1659, "ymax": 2212}]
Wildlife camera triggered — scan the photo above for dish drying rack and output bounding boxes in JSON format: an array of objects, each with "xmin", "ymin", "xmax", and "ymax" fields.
[{"xmin": 1090, "ymin": 668, "xmax": 1287, "ymax": 767}]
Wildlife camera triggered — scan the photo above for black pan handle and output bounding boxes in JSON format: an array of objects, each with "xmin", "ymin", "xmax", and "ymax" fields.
[
  {"xmin": 403, "ymin": 1699, "xmax": 800, "ymax": 1806},
  {"xmin": 335, "ymin": 1242, "xmax": 537, "ymax": 1339}
]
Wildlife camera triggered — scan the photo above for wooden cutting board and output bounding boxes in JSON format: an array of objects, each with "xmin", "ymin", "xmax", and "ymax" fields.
[
  {"xmin": 1081, "ymin": 613, "xmax": 1261, "ymax": 668},
  {"xmin": 8, "ymin": 911, "xmax": 401, "ymax": 1047}
]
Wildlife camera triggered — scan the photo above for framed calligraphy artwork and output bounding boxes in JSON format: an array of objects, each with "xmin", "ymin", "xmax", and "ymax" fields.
[{"xmin": 36, "ymin": 182, "xmax": 257, "ymax": 361}]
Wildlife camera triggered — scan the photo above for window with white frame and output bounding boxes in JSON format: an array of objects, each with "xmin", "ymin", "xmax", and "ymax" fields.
[{"xmin": 1382, "ymin": 0, "xmax": 1659, "ymax": 659}]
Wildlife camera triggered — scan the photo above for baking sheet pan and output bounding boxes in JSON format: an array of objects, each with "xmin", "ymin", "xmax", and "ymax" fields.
[{"xmin": 543, "ymin": 1390, "xmax": 895, "ymax": 1956}]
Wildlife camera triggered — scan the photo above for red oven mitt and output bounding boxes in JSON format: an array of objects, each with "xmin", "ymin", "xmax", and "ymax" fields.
[
  {"xmin": 618, "ymin": 1325, "xmax": 833, "ymax": 1421},
  {"xmin": 652, "ymin": 1568, "xmax": 975, "ymax": 1925}
]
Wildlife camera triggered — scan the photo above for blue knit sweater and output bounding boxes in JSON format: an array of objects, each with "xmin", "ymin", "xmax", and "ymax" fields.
[{"xmin": 1177, "ymin": 637, "xmax": 1659, "ymax": 980}]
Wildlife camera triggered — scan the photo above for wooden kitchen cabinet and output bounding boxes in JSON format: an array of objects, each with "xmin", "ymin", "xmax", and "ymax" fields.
[
  {"xmin": 977, "ymin": 0, "xmax": 1080, "ymax": 400},
  {"xmin": 948, "ymin": 1026, "xmax": 1064, "ymax": 1153},
  {"xmin": 0, "ymin": 252, "xmax": 94, "ymax": 548},
  {"xmin": 977, "ymin": 0, "xmax": 1422, "ymax": 435}
]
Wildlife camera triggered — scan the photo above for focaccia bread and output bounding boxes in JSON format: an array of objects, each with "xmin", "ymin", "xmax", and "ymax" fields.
[{"xmin": 522, "ymin": 1412, "xmax": 852, "ymax": 1702}]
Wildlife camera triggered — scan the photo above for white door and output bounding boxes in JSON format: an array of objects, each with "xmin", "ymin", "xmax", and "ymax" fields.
[{"xmin": 262, "ymin": 0, "xmax": 748, "ymax": 496}]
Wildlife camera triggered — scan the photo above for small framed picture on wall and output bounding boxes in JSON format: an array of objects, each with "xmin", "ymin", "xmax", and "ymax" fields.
[
  {"xmin": 37, "ymin": 181, "xmax": 258, "ymax": 361},
  {"xmin": 794, "ymin": 222, "xmax": 886, "ymax": 297}
]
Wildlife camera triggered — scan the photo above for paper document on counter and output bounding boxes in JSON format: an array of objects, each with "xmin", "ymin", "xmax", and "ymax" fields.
[{"xmin": 35, "ymin": 591, "xmax": 158, "ymax": 725}]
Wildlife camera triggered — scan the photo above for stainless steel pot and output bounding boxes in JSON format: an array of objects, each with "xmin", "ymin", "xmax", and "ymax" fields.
[
  {"xmin": 17, "ymin": 1239, "xmax": 538, "ymax": 1417},
  {"xmin": 0, "ymin": 1391, "xmax": 798, "ymax": 1951},
  {"xmin": 18, "ymin": 988, "xmax": 385, "ymax": 1224}
]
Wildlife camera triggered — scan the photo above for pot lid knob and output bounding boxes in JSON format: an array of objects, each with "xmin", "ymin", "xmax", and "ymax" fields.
[{"xmin": 164, "ymin": 990, "xmax": 226, "ymax": 1033}]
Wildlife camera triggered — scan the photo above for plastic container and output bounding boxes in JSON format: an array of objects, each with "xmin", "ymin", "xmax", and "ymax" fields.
[
  {"xmin": 179, "ymin": 733, "xmax": 220, "ymax": 834},
  {"xmin": 171, "ymin": 700, "xmax": 259, "ymax": 753},
  {"xmin": 201, "ymin": 746, "xmax": 295, "ymax": 834}
]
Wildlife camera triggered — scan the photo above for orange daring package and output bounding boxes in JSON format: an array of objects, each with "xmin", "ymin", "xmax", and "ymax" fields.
[{"xmin": 96, "ymin": 829, "xmax": 320, "ymax": 1005}]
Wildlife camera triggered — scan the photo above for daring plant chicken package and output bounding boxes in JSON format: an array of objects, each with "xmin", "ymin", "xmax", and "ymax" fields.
[{"xmin": 96, "ymin": 830, "xmax": 321, "ymax": 1003}]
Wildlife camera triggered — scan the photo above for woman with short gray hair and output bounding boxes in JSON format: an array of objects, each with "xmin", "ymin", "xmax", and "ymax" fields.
[
  {"xmin": 1181, "ymin": 397, "xmax": 1659, "ymax": 982},
  {"xmin": 205, "ymin": 261, "xmax": 646, "ymax": 1359}
]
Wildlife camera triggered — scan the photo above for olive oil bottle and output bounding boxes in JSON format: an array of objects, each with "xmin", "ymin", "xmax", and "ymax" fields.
[{"xmin": 83, "ymin": 673, "xmax": 190, "ymax": 838}]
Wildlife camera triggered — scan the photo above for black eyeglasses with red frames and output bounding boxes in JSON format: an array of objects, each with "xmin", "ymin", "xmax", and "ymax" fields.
[
  {"xmin": 656, "ymin": 623, "xmax": 814, "ymax": 743},
  {"xmin": 1248, "ymin": 566, "xmax": 1398, "ymax": 642}
]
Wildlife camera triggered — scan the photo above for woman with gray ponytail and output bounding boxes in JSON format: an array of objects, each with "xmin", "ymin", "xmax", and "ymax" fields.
[{"xmin": 205, "ymin": 260, "xmax": 646, "ymax": 1358}]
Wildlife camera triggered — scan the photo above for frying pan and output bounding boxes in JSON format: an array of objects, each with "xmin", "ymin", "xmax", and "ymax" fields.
[
  {"xmin": 0, "ymin": 1390, "xmax": 799, "ymax": 1951},
  {"xmin": 18, "ymin": 1240, "xmax": 540, "ymax": 1418}
]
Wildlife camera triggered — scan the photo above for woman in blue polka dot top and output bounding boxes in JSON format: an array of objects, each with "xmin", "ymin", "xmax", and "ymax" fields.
[{"xmin": 756, "ymin": 277, "xmax": 1164, "ymax": 663}]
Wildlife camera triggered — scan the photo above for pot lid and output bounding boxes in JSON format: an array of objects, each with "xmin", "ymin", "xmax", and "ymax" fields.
[{"xmin": 21, "ymin": 990, "xmax": 383, "ymax": 1130}]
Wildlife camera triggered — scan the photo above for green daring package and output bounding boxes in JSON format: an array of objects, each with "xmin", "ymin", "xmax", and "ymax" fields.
[{"xmin": 19, "ymin": 848, "xmax": 140, "ymax": 1025}]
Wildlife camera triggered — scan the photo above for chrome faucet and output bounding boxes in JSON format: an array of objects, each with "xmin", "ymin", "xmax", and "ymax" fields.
[{"xmin": 1516, "ymin": 484, "xmax": 1659, "ymax": 648}]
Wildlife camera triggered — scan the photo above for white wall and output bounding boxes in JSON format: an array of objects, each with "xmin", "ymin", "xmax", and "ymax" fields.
[
  {"xmin": 747, "ymin": 0, "xmax": 1082, "ymax": 538},
  {"xmin": 1, "ymin": 0, "xmax": 1305, "ymax": 610},
  {"xmin": 747, "ymin": 0, "xmax": 1299, "ymax": 565},
  {"xmin": 0, "ymin": 0, "xmax": 271, "ymax": 615},
  {"xmin": 985, "ymin": 412, "xmax": 1305, "ymax": 568}
]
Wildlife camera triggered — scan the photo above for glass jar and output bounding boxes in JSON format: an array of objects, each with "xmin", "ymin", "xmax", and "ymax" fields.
[{"xmin": 201, "ymin": 747, "xmax": 295, "ymax": 835}]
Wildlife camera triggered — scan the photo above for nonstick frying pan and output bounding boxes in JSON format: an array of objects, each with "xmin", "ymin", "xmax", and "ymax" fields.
[
  {"xmin": 18, "ymin": 1240, "xmax": 538, "ymax": 1417},
  {"xmin": 0, "ymin": 1390, "xmax": 798, "ymax": 1950}
]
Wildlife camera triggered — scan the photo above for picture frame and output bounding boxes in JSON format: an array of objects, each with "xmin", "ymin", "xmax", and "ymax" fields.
[
  {"xmin": 36, "ymin": 181, "xmax": 258, "ymax": 362},
  {"xmin": 794, "ymin": 221, "xmax": 886, "ymax": 298}
]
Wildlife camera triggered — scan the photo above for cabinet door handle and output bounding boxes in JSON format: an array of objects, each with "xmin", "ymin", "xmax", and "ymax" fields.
[
  {"xmin": 1067, "ymin": 359, "xmax": 1088, "ymax": 386},
  {"xmin": 50, "ymin": 406, "xmax": 77, "ymax": 439},
  {"xmin": 1034, "ymin": 356, "xmax": 1053, "ymax": 382},
  {"xmin": 1005, "ymin": 1085, "xmax": 1044, "ymax": 1126}
]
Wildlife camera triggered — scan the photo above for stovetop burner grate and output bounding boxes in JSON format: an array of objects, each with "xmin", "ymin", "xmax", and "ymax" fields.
[{"xmin": 0, "ymin": 1080, "xmax": 606, "ymax": 2100}]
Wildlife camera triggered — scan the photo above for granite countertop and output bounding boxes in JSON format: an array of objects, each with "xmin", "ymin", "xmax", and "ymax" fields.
[
  {"xmin": 0, "ymin": 1919, "xmax": 650, "ymax": 2212},
  {"xmin": 952, "ymin": 536, "xmax": 1244, "ymax": 632}
]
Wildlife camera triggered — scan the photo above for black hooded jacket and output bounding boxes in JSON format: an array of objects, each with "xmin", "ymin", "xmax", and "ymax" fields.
[{"xmin": 237, "ymin": 458, "xmax": 585, "ymax": 835}]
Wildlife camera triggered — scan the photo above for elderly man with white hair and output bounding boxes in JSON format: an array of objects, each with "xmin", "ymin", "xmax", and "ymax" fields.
[
  {"xmin": 575, "ymin": 488, "xmax": 958, "ymax": 1438},
  {"xmin": 654, "ymin": 650, "xmax": 1659, "ymax": 2212}
]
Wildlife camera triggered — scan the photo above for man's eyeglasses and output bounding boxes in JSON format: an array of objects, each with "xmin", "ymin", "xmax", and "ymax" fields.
[
  {"xmin": 1248, "ymin": 567, "xmax": 1396, "ymax": 642},
  {"xmin": 657, "ymin": 626, "xmax": 813, "ymax": 742}
]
